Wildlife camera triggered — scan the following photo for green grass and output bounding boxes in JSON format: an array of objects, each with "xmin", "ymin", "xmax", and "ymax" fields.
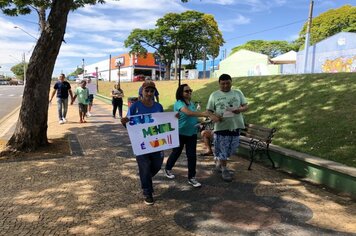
[{"xmin": 98, "ymin": 73, "xmax": 356, "ymax": 168}]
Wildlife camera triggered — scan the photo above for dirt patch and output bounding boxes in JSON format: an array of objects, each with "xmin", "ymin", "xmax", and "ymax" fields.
[{"xmin": 0, "ymin": 138, "xmax": 70, "ymax": 162}]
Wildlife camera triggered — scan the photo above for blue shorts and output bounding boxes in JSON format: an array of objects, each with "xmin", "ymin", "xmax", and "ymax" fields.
[{"xmin": 213, "ymin": 133, "xmax": 240, "ymax": 161}]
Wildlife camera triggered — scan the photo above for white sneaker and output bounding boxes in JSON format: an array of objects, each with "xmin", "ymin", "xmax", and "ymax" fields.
[
  {"xmin": 164, "ymin": 169, "xmax": 175, "ymax": 179},
  {"xmin": 62, "ymin": 118, "xmax": 67, "ymax": 123},
  {"xmin": 59, "ymin": 120, "xmax": 64, "ymax": 124},
  {"xmin": 87, "ymin": 112, "xmax": 92, "ymax": 117},
  {"xmin": 188, "ymin": 178, "xmax": 202, "ymax": 188}
]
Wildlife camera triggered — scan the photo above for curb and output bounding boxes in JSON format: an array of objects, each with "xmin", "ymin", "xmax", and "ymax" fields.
[
  {"xmin": 0, "ymin": 105, "xmax": 20, "ymax": 126},
  {"xmin": 238, "ymin": 145, "xmax": 356, "ymax": 199}
]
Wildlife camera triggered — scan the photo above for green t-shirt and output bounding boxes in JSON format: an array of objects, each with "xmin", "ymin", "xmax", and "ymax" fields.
[
  {"xmin": 174, "ymin": 100, "xmax": 199, "ymax": 136},
  {"xmin": 206, "ymin": 89, "xmax": 247, "ymax": 132},
  {"xmin": 74, "ymin": 87, "xmax": 89, "ymax": 105}
]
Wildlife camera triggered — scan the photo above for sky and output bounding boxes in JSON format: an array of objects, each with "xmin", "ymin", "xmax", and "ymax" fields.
[{"xmin": 0, "ymin": 0, "xmax": 354, "ymax": 77}]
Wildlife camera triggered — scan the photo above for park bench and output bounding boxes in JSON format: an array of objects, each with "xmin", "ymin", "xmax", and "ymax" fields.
[{"xmin": 239, "ymin": 123, "xmax": 277, "ymax": 170}]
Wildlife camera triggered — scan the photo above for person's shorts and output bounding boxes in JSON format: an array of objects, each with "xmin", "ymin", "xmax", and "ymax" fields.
[
  {"xmin": 88, "ymin": 94, "xmax": 94, "ymax": 105},
  {"xmin": 213, "ymin": 133, "xmax": 240, "ymax": 161},
  {"xmin": 78, "ymin": 103, "xmax": 88, "ymax": 113}
]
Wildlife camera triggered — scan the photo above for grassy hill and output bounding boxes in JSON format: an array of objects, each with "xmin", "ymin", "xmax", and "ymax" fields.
[{"xmin": 98, "ymin": 73, "xmax": 356, "ymax": 167}]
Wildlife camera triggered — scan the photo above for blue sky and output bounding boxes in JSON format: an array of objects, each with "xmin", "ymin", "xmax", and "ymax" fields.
[{"xmin": 0, "ymin": 0, "xmax": 353, "ymax": 76}]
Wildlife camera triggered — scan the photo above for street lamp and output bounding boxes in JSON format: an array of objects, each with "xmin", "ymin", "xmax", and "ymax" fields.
[
  {"xmin": 176, "ymin": 48, "xmax": 184, "ymax": 86},
  {"xmin": 116, "ymin": 61, "xmax": 122, "ymax": 87},
  {"xmin": 95, "ymin": 67, "xmax": 99, "ymax": 92},
  {"xmin": 14, "ymin": 26, "xmax": 38, "ymax": 41},
  {"xmin": 82, "ymin": 58, "xmax": 85, "ymax": 78}
]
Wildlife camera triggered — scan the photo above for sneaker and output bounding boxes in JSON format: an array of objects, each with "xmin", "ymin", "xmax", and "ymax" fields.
[
  {"xmin": 188, "ymin": 178, "xmax": 202, "ymax": 188},
  {"xmin": 62, "ymin": 118, "xmax": 67, "ymax": 123},
  {"xmin": 59, "ymin": 120, "xmax": 64, "ymax": 124},
  {"xmin": 87, "ymin": 112, "xmax": 92, "ymax": 117},
  {"xmin": 144, "ymin": 196, "xmax": 154, "ymax": 205},
  {"xmin": 212, "ymin": 165, "xmax": 222, "ymax": 174},
  {"xmin": 164, "ymin": 169, "xmax": 175, "ymax": 179},
  {"xmin": 221, "ymin": 169, "xmax": 232, "ymax": 182}
]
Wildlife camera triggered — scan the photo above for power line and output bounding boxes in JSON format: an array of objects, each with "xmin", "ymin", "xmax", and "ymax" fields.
[{"xmin": 226, "ymin": 19, "xmax": 306, "ymax": 42}]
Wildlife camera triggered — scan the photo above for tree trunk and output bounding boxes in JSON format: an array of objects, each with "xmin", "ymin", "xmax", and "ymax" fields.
[{"xmin": 5, "ymin": 0, "xmax": 73, "ymax": 153}]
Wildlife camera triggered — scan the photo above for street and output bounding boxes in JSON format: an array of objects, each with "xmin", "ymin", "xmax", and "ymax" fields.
[{"xmin": 0, "ymin": 85, "xmax": 23, "ymax": 119}]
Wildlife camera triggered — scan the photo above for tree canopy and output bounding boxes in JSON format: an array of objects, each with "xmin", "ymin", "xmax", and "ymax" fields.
[
  {"xmin": 125, "ymin": 10, "xmax": 224, "ymax": 76},
  {"xmin": 295, "ymin": 5, "xmax": 356, "ymax": 49},
  {"xmin": 230, "ymin": 40, "xmax": 297, "ymax": 58},
  {"xmin": 10, "ymin": 62, "xmax": 28, "ymax": 80}
]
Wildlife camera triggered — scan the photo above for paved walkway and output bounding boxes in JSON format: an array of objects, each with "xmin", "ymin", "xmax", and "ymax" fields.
[{"xmin": 0, "ymin": 99, "xmax": 355, "ymax": 235}]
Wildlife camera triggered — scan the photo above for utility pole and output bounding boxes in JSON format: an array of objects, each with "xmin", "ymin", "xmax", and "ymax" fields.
[
  {"xmin": 95, "ymin": 67, "xmax": 99, "ymax": 92},
  {"xmin": 109, "ymin": 54, "xmax": 112, "ymax": 82},
  {"xmin": 303, "ymin": 0, "xmax": 314, "ymax": 73},
  {"xmin": 22, "ymin": 53, "xmax": 26, "ymax": 84}
]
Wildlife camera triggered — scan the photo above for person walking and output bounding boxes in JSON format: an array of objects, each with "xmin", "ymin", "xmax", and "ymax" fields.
[
  {"xmin": 86, "ymin": 78, "xmax": 96, "ymax": 117},
  {"xmin": 206, "ymin": 74, "xmax": 248, "ymax": 182},
  {"xmin": 49, "ymin": 73, "xmax": 74, "ymax": 124},
  {"xmin": 164, "ymin": 84, "xmax": 219, "ymax": 188},
  {"xmin": 121, "ymin": 81, "xmax": 164, "ymax": 206},
  {"xmin": 111, "ymin": 84, "xmax": 124, "ymax": 118},
  {"xmin": 71, "ymin": 80, "xmax": 90, "ymax": 123}
]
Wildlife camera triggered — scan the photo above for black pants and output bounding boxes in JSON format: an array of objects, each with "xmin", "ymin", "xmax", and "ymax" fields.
[
  {"xmin": 166, "ymin": 134, "xmax": 197, "ymax": 179},
  {"xmin": 112, "ymin": 98, "xmax": 123, "ymax": 117},
  {"xmin": 136, "ymin": 152, "xmax": 164, "ymax": 197}
]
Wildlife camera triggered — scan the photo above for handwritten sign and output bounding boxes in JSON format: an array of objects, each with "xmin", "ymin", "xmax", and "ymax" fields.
[{"xmin": 126, "ymin": 112, "xmax": 179, "ymax": 155}]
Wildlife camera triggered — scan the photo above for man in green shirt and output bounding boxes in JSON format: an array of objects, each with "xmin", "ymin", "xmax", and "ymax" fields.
[
  {"xmin": 71, "ymin": 80, "xmax": 90, "ymax": 123},
  {"xmin": 206, "ymin": 74, "xmax": 248, "ymax": 182}
]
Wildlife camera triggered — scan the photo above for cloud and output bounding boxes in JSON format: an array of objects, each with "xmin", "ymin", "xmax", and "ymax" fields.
[{"xmin": 219, "ymin": 15, "xmax": 251, "ymax": 32}]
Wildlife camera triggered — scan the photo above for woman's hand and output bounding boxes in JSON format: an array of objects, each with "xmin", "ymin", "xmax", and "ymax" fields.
[{"xmin": 209, "ymin": 113, "xmax": 222, "ymax": 123}]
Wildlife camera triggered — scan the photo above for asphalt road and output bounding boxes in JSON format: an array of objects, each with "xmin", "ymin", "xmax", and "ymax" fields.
[{"xmin": 0, "ymin": 85, "xmax": 23, "ymax": 119}]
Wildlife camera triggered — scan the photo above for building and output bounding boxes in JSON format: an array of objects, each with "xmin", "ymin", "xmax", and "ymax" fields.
[
  {"xmin": 215, "ymin": 49, "xmax": 280, "ymax": 78},
  {"xmin": 296, "ymin": 32, "xmax": 356, "ymax": 73},
  {"xmin": 83, "ymin": 53, "xmax": 165, "ymax": 82},
  {"xmin": 270, "ymin": 50, "xmax": 297, "ymax": 74}
]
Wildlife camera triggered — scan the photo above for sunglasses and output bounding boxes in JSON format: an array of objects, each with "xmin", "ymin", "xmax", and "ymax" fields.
[
  {"xmin": 184, "ymin": 89, "xmax": 193, "ymax": 93},
  {"xmin": 144, "ymin": 89, "xmax": 155, "ymax": 93}
]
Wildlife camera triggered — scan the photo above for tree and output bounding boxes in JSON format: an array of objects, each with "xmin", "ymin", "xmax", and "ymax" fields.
[
  {"xmin": 11, "ymin": 62, "xmax": 28, "ymax": 80},
  {"xmin": 295, "ymin": 5, "xmax": 356, "ymax": 49},
  {"xmin": 0, "ymin": 0, "xmax": 190, "ymax": 154},
  {"xmin": 68, "ymin": 67, "xmax": 84, "ymax": 77},
  {"xmin": 230, "ymin": 40, "xmax": 296, "ymax": 58},
  {"xmin": 125, "ymin": 10, "xmax": 224, "ymax": 78}
]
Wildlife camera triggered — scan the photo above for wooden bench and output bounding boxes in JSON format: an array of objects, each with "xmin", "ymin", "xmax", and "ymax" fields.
[{"xmin": 240, "ymin": 123, "xmax": 277, "ymax": 170}]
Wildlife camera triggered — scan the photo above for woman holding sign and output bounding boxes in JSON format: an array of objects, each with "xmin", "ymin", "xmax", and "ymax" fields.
[
  {"xmin": 164, "ymin": 84, "xmax": 220, "ymax": 187},
  {"xmin": 121, "ymin": 81, "xmax": 164, "ymax": 206}
]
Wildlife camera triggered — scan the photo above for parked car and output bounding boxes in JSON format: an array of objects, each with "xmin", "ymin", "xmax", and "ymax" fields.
[
  {"xmin": 17, "ymin": 80, "xmax": 24, "ymax": 85},
  {"xmin": 133, "ymin": 74, "xmax": 145, "ymax": 82},
  {"xmin": 9, "ymin": 79, "xmax": 19, "ymax": 85}
]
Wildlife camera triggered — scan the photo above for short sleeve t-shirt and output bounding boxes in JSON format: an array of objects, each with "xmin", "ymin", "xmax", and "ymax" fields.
[
  {"xmin": 206, "ymin": 89, "xmax": 247, "ymax": 132},
  {"xmin": 74, "ymin": 87, "xmax": 89, "ymax": 105},
  {"xmin": 54, "ymin": 81, "xmax": 71, "ymax": 99},
  {"xmin": 174, "ymin": 100, "xmax": 198, "ymax": 136},
  {"xmin": 128, "ymin": 101, "xmax": 163, "ymax": 116}
]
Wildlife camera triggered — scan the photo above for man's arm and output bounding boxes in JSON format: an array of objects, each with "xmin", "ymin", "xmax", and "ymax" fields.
[
  {"xmin": 49, "ymin": 89, "xmax": 56, "ymax": 102},
  {"xmin": 69, "ymin": 89, "xmax": 74, "ymax": 100},
  {"xmin": 233, "ymin": 103, "xmax": 248, "ymax": 114}
]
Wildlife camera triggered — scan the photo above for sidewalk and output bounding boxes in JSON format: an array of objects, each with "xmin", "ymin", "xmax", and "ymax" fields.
[{"xmin": 0, "ymin": 99, "xmax": 355, "ymax": 235}]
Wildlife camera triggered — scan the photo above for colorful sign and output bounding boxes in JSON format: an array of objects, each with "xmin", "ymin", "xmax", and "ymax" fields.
[{"xmin": 126, "ymin": 112, "xmax": 179, "ymax": 155}]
